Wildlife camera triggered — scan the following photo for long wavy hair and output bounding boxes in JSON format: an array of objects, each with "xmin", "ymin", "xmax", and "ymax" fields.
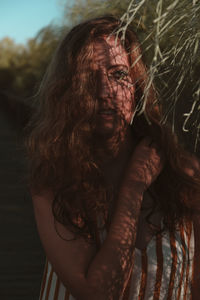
[{"xmin": 26, "ymin": 15, "xmax": 200, "ymax": 245}]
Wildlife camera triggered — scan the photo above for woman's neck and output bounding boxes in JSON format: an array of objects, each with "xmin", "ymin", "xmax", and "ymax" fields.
[{"xmin": 99, "ymin": 127, "xmax": 137, "ymax": 187}]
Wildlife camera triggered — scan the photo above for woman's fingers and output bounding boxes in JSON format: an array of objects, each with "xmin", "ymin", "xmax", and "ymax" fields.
[{"xmin": 128, "ymin": 136, "xmax": 165, "ymax": 190}]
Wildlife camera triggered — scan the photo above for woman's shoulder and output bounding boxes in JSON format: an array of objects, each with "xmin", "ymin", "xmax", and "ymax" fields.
[{"xmin": 31, "ymin": 188, "xmax": 54, "ymax": 204}]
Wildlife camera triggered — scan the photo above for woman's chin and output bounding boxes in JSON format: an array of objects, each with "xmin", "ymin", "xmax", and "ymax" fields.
[
  {"xmin": 94, "ymin": 129, "xmax": 115, "ymax": 140},
  {"xmin": 94, "ymin": 120, "xmax": 115, "ymax": 136},
  {"xmin": 94, "ymin": 116, "xmax": 127, "ymax": 137}
]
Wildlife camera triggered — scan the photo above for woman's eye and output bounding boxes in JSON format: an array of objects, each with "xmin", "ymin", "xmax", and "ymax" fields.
[{"xmin": 111, "ymin": 70, "xmax": 129, "ymax": 80}]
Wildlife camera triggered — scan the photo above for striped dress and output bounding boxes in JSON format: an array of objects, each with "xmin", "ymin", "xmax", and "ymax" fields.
[{"xmin": 39, "ymin": 221, "xmax": 195, "ymax": 300}]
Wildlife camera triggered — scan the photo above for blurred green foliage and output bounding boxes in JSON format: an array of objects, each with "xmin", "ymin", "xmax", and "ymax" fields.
[{"xmin": 0, "ymin": 25, "xmax": 66, "ymax": 97}]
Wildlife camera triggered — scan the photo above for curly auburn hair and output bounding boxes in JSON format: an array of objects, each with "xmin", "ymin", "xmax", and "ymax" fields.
[{"xmin": 26, "ymin": 15, "xmax": 200, "ymax": 245}]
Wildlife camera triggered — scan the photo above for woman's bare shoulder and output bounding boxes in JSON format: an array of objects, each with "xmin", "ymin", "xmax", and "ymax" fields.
[
  {"xmin": 31, "ymin": 188, "xmax": 56, "ymax": 213},
  {"xmin": 31, "ymin": 187, "xmax": 54, "ymax": 199}
]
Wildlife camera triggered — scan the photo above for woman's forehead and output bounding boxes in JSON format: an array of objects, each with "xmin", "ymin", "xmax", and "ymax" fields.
[{"xmin": 92, "ymin": 36, "xmax": 129, "ymax": 68}]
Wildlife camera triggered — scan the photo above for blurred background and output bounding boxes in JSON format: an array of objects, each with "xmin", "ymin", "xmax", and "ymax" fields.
[
  {"xmin": 0, "ymin": 1, "xmax": 64, "ymax": 299},
  {"xmin": 0, "ymin": 0, "xmax": 199, "ymax": 299}
]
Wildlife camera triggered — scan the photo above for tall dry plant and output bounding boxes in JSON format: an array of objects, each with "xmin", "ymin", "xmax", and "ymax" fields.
[{"xmin": 61, "ymin": 0, "xmax": 200, "ymax": 153}]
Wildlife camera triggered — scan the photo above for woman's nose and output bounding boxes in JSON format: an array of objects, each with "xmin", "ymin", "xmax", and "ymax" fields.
[{"xmin": 98, "ymin": 71, "xmax": 113, "ymax": 99}]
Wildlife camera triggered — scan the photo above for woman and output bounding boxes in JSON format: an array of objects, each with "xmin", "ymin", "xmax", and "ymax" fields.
[{"xmin": 26, "ymin": 16, "xmax": 200, "ymax": 299}]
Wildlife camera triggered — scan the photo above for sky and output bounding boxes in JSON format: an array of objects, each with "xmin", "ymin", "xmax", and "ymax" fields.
[{"xmin": 0, "ymin": 0, "xmax": 66, "ymax": 45}]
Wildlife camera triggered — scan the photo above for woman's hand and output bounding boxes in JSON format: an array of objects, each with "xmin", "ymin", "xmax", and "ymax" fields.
[{"xmin": 125, "ymin": 136, "xmax": 165, "ymax": 191}]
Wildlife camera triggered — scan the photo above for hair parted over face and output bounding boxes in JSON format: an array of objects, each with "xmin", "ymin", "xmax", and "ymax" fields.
[
  {"xmin": 31, "ymin": 15, "xmax": 158, "ymax": 168},
  {"xmin": 61, "ymin": 17, "xmax": 160, "ymax": 161}
]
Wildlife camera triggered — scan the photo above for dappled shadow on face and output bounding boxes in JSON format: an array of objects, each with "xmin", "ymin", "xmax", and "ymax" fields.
[{"xmin": 89, "ymin": 36, "xmax": 136, "ymax": 161}]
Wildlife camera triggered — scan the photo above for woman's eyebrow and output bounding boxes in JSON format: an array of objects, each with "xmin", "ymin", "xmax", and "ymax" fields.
[{"xmin": 108, "ymin": 64, "xmax": 129, "ymax": 70}]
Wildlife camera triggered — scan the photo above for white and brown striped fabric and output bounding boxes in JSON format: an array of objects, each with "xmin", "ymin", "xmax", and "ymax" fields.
[{"xmin": 39, "ymin": 221, "xmax": 195, "ymax": 300}]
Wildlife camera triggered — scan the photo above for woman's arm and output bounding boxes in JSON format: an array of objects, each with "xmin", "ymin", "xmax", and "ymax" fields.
[
  {"xmin": 86, "ymin": 137, "xmax": 164, "ymax": 299},
  {"xmin": 32, "ymin": 137, "xmax": 164, "ymax": 300}
]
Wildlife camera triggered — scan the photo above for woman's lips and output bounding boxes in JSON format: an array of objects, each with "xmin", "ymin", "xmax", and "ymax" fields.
[
  {"xmin": 98, "ymin": 109, "xmax": 116, "ymax": 115},
  {"xmin": 98, "ymin": 110, "xmax": 116, "ymax": 119}
]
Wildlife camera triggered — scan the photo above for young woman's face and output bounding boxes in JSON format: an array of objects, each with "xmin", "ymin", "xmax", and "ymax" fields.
[{"xmin": 92, "ymin": 35, "xmax": 135, "ymax": 136}]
